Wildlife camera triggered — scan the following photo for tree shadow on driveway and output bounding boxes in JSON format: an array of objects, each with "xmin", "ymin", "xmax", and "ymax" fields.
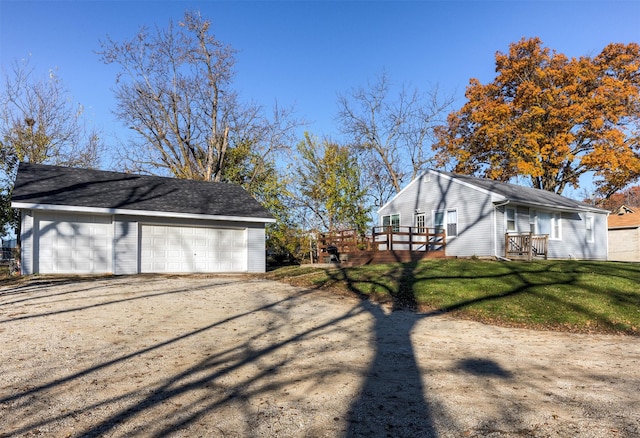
[{"xmin": 1, "ymin": 270, "xmax": 638, "ymax": 437}]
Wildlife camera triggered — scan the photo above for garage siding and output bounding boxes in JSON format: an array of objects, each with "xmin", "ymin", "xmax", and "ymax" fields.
[
  {"xmin": 113, "ymin": 220, "xmax": 139, "ymax": 275},
  {"xmin": 20, "ymin": 210, "xmax": 34, "ymax": 275},
  {"xmin": 247, "ymin": 227, "xmax": 266, "ymax": 273},
  {"xmin": 20, "ymin": 212, "xmax": 268, "ymax": 275}
]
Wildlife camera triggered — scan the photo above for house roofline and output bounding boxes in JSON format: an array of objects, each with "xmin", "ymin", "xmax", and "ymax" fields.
[
  {"xmin": 10, "ymin": 202, "xmax": 277, "ymax": 224},
  {"xmin": 377, "ymin": 169, "xmax": 609, "ymax": 215},
  {"xmin": 377, "ymin": 169, "xmax": 497, "ymax": 213},
  {"xmin": 499, "ymin": 200, "xmax": 609, "ymax": 214}
]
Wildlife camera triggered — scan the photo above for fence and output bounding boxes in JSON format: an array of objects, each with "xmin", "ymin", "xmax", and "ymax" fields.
[
  {"xmin": 0, "ymin": 248, "xmax": 18, "ymax": 263},
  {"xmin": 505, "ymin": 233, "xmax": 548, "ymax": 260},
  {"xmin": 319, "ymin": 226, "xmax": 446, "ymax": 256}
]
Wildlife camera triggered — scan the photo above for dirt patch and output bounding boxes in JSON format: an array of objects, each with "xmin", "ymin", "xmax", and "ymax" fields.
[{"xmin": 0, "ymin": 275, "xmax": 638, "ymax": 437}]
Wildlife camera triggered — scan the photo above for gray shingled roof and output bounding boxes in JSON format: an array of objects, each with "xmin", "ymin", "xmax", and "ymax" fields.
[
  {"xmin": 11, "ymin": 162, "xmax": 275, "ymax": 220},
  {"xmin": 438, "ymin": 170, "xmax": 607, "ymax": 213}
]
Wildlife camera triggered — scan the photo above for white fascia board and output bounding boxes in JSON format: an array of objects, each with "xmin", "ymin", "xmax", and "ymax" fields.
[
  {"xmin": 377, "ymin": 173, "xmax": 424, "ymax": 214},
  {"xmin": 10, "ymin": 202, "xmax": 277, "ymax": 223},
  {"xmin": 505, "ymin": 201, "xmax": 608, "ymax": 214},
  {"xmin": 433, "ymin": 170, "xmax": 506, "ymax": 199}
]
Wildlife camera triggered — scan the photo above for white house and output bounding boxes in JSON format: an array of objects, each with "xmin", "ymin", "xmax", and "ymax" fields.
[
  {"xmin": 378, "ymin": 169, "xmax": 609, "ymax": 260},
  {"xmin": 11, "ymin": 162, "xmax": 275, "ymax": 275}
]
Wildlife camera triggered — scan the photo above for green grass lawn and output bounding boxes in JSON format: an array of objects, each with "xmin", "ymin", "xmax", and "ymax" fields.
[{"xmin": 266, "ymin": 259, "xmax": 640, "ymax": 335}]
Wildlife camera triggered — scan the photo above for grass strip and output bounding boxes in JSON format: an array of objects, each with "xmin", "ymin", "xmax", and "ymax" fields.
[{"xmin": 266, "ymin": 259, "xmax": 640, "ymax": 335}]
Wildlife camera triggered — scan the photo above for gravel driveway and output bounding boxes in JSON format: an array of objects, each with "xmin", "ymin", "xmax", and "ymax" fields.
[{"xmin": 0, "ymin": 275, "xmax": 638, "ymax": 437}]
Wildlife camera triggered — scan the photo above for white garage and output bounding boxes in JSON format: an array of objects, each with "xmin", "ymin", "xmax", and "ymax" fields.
[
  {"xmin": 37, "ymin": 213, "xmax": 112, "ymax": 274},
  {"xmin": 140, "ymin": 225, "xmax": 247, "ymax": 273},
  {"xmin": 12, "ymin": 163, "xmax": 275, "ymax": 275}
]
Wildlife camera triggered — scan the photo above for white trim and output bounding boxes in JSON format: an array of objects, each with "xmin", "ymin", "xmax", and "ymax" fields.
[
  {"xmin": 11, "ymin": 202, "xmax": 276, "ymax": 223},
  {"xmin": 494, "ymin": 200, "xmax": 510, "ymax": 259},
  {"xmin": 551, "ymin": 212, "xmax": 562, "ymax": 240},
  {"xmin": 381, "ymin": 213, "xmax": 400, "ymax": 231},
  {"xmin": 505, "ymin": 207, "xmax": 517, "ymax": 233},
  {"xmin": 433, "ymin": 208, "xmax": 458, "ymax": 238},
  {"xmin": 501, "ymin": 200, "xmax": 605, "ymax": 214},
  {"xmin": 431, "ymin": 170, "xmax": 498, "ymax": 197},
  {"xmin": 608, "ymin": 225, "xmax": 640, "ymax": 230},
  {"xmin": 585, "ymin": 214, "xmax": 594, "ymax": 243},
  {"xmin": 531, "ymin": 209, "xmax": 562, "ymax": 240},
  {"xmin": 139, "ymin": 220, "xmax": 247, "ymax": 231},
  {"xmin": 415, "ymin": 212, "xmax": 426, "ymax": 233}
]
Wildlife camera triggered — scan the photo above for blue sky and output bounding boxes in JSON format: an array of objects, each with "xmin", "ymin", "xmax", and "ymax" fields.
[{"xmin": 1, "ymin": 0, "xmax": 639, "ymax": 194}]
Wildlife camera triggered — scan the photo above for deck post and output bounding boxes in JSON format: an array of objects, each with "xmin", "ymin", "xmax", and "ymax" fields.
[
  {"xmin": 409, "ymin": 226, "xmax": 413, "ymax": 251},
  {"xmin": 504, "ymin": 233, "xmax": 508, "ymax": 259},
  {"xmin": 372, "ymin": 226, "xmax": 377, "ymax": 252}
]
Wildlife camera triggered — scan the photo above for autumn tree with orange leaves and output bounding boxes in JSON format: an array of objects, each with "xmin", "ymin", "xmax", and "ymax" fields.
[{"xmin": 434, "ymin": 37, "xmax": 640, "ymax": 197}]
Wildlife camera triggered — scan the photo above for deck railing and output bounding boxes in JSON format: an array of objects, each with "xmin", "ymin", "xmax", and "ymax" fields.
[
  {"xmin": 505, "ymin": 233, "xmax": 548, "ymax": 260},
  {"xmin": 319, "ymin": 226, "xmax": 446, "ymax": 256}
]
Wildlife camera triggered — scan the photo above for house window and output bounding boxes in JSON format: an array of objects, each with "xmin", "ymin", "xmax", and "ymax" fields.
[
  {"xmin": 434, "ymin": 209, "xmax": 458, "ymax": 237},
  {"xmin": 506, "ymin": 207, "xmax": 517, "ymax": 232},
  {"xmin": 382, "ymin": 213, "xmax": 400, "ymax": 232},
  {"xmin": 529, "ymin": 210, "xmax": 536, "ymax": 234},
  {"xmin": 531, "ymin": 210, "xmax": 561, "ymax": 240},
  {"xmin": 586, "ymin": 215, "xmax": 594, "ymax": 243},
  {"xmin": 551, "ymin": 213, "xmax": 561, "ymax": 240},
  {"xmin": 415, "ymin": 213, "xmax": 426, "ymax": 234}
]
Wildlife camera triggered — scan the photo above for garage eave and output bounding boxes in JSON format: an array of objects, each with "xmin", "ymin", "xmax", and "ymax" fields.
[{"xmin": 11, "ymin": 202, "xmax": 277, "ymax": 224}]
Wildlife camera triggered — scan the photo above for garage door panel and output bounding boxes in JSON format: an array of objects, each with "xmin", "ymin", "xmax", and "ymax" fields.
[
  {"xmin": 37, "ymin": 215, "xmax": 112, "ymax": 274},
  {"xmin": 140, "ymin": 224, "xmax": 247, "ymax": 273}
]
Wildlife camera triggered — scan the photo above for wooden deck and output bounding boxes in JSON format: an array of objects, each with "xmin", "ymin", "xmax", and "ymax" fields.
[{"xmin": 318, "ymin": 227, "xmax": 447, "ymax": 266}]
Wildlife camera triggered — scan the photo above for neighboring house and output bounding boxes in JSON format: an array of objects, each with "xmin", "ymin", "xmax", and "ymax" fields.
[
  {"xmin": 608, "ymin": 205, "xmax": 640, "ymax": 262},
  {"xmin": 11, "ymin": 162, "xmax": 275, "ymax": 275},
  {"xmin": 378, "ymin": 169, "xmax": 609, "ymax": 260}
]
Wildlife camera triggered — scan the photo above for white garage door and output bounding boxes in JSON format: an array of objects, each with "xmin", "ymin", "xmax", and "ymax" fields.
[
  {"xmin": 140, "ymin": 225, "xmax": 247, "ymax": 273},
  {"xmin": 38, "ymin": 214, "xmax": 113, "ymax": 274}
]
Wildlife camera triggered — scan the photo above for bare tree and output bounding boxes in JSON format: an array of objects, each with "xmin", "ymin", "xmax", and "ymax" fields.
[
  {"xmin": 0, "ymin": 58, "xmax": 103, "ymax": 233},
  {"xmin": 99, "ymin": 10, "xmax": 298, "ymax": 183},
  {"xmin": 336, "ymin": 71, "xmax": 453, "ymax": 206},
  {"xmin": 0, "ymin": 59, "xmax": 102, "ymax": 171}
]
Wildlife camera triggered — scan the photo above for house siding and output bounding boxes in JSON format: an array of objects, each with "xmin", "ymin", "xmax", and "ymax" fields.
[
  {"xmin": 550, "ymin": 211, "xmax": 580, "ymax": 259},
  {"xmin": 379, "ymin": 171, "xmax": 609, "ymax": 260},
  {"xmin": 540, "ymin": 211, "xmax": 607, "ymax": 260},
  {"xmin": 592, "ymin": 213, "xmax": 609, "ymax": 260},
  {"xmin": 379, "ymin": 172, "xmax": 499, "ymax": 257}
]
